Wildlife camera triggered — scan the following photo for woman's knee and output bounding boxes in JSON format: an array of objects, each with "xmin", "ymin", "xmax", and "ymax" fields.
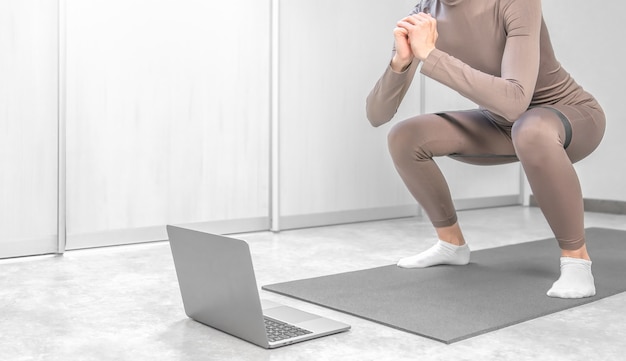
[
  {"xmin": 512, "ymin": 108, "xmax": 564, "ymax": 159},
  {"xmin": 387, "ymin": 119, "xmax": 428, "ymax": 161}
]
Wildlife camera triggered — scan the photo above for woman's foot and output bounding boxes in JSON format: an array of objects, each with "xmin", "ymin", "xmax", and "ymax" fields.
[
  {"xmin": 547, "ymin": 257, "xmax": 596, "ymax": 299},
  {"xmin": 397, "ymin": 240, "xmax": 470, "ymax": 268}
]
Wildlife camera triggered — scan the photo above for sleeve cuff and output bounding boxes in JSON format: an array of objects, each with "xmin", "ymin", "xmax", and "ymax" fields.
[
  {"xmin": 381, "ymin": 60, "xmax": 417, "ymax": 86},
  {"xmin": 388, "ymin": 60, "xmax": 413, "ymax": 75},
  {"xmin": 420, "ymin": 48, "xmax": 446, "ymax": 77}
]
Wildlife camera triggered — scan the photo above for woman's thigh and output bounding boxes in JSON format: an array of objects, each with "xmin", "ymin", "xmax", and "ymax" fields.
[
  {"xmin": 546, "ymin": 104, "xmax": 606, "ymax": 163},
  {"xmin": 389, "ymin": 109, "xmax": 518, "ymax": 165}
]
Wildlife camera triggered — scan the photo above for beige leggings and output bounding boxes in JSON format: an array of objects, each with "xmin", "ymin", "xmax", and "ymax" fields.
[{"xmin": 387, "ymin": 103, "xmax": 606, "ymax": 251}]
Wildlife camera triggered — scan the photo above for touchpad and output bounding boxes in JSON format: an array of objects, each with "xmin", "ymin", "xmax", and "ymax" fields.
[{"xmin": 264, "ymin": 306, "xmax": 319, "ymax": 323}]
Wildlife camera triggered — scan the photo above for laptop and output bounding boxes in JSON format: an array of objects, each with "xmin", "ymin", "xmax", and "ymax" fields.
[{"xmin": 166, "ymin": 225, "xmax": 351, "ymax": 349}]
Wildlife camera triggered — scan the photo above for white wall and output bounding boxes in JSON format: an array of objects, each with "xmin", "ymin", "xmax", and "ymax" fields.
[
  {"xmin": 3, "ymin": 1, "xmax": 623, "ymax": 258},
  {"xmin": 275, "ymin": 0, "xmax": 421, "ymax": 229},
  {"xmin": 542, "ymin": 1, "xmax": 626, "ymax": 202},
  {"xmin": 65, "ymin": 0, "xmax": 271, "ymax": 248},
  {"xmin": 0, "ymin": 0, "xmax": 59, "ymax": 258}
]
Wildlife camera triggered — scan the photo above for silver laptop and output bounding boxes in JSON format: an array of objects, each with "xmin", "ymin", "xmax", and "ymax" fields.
[{"xmin": 167, "ymin": 225, "xmax": 350, "ymax": 349}]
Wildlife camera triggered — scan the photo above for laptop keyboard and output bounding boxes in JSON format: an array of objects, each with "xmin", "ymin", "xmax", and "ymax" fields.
[{"xmin": 264, "ymin": 317, "xmax": 312, "ymax": 342}]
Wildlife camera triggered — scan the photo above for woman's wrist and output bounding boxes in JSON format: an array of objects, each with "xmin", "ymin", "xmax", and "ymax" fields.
[
  {"xmin": 390, "ymin": 55, "xmax": 413, "ymax": 73},
  {"xmin": 416, "ymin": 47, "xmax": 435, "ymax": 62}
]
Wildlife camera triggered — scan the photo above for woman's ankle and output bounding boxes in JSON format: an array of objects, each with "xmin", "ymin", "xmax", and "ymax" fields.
[
  {"xmin": 435, "ymin": 223, "xmax": 466, "ymax": 246},
  {"xmin": 561, "ymin": 244, "xmax": 591, "ymax": 261}
]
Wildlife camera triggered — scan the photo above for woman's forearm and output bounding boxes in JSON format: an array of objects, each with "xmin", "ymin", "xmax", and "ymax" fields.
[{"xmin": 365, "ymin": 59, "xmax": 419, "ymax": 127}]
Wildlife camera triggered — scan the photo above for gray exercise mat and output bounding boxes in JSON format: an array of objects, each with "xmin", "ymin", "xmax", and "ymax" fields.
[{"xmin": 262, "ymin": 228, "xmax": 626, "ymax": 344}]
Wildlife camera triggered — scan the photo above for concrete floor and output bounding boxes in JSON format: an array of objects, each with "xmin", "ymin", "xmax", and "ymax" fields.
[{"xmin": 1, "ymin": 206, "xmax": 626, "ymax": 361}]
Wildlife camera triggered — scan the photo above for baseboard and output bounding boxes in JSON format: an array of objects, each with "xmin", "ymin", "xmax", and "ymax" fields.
[
  {"xmin": 174, "ymin": 217, "xmax": 270, "ymax": 236},
  {"xmin": 453, "ymin": 195, "xmax": 521, "ymax": 211},
  {"xmin": 583, "ymin": 199, "xmax": 626, "ymax": 215},
  {"xmin": 0, "ymin": 236, "xmax": 58, "ymax": 259},
  {"xmin": 66, "ymin": 217, "xmax": 270, "ymax": 250},
  {"xmin": 277, "ymin": 205, "xmax": 420, "ymax": 231},
  {"xmin": 277, "ymin": 196, "xmax": 521, "ymax": 231},
  {"xmin": 529, "ymin": 196, "xmax": 626, "ymax": 215},
  {"xmin": 4, "ymin": 196, "xmax": 525, "ymax": 257}
]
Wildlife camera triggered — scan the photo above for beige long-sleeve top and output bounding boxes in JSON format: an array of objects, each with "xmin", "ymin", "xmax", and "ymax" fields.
[{"xmin": 366, "ymin": 0, "xmax": 596, "ymax": 127}]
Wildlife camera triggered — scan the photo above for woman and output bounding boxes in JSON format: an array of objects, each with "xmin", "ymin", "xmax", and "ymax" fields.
[{"xmin": 366, "ymin": 0, "xmax": 605, "ymax": 299}]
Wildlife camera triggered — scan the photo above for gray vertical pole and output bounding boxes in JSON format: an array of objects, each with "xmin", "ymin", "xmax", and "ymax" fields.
[
  {"xmin": 57, "ymin": 0, "xmax": 67, "ymax": 254},
  {"xmin": 270, "ymin": 0, "xmax": 281, "ymax": 232}
]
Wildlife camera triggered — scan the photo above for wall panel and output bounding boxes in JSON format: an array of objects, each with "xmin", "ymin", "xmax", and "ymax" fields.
[
  {"xmin": 0, "ymin": 0, "xmax": 59, "ymax": 258},
  {"xmin": 276, "ymin": 0, "xmax": 420, "ymax": 229},
  {"xmin": 65, "ymin": 0, "xmax": 271, "ymax": 247}
]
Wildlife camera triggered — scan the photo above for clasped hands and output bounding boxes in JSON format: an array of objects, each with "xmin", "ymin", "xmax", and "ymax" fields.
[{"xmin": 391, "ymin": 12, "xmax": 438, "ymax": 72}]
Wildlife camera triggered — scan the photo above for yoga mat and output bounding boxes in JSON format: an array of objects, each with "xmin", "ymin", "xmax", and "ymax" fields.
[{"xmin": 262, "ymin": 228, "xmax": 626, "ymax": 344}]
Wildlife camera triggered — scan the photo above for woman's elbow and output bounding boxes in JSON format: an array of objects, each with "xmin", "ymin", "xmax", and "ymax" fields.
[
  {"xmin": 366, "ymin": 110, "xmax": 391, "ymax": 128},
  {"xmin": 495, "ymin": 97, "xmax": 532, "ymax": 123},
  {"xmin": 501, "ymin": 108, "xmax": 527, "ymax": 123},
  {"xmin": 365, "ymin": 101, "xmax": 392, "ymax": 127}
]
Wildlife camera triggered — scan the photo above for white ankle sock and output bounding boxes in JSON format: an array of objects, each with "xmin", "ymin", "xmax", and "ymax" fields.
[
  {"xmin": 547, "ymin": 257, "xmax": 596, "ymax": 299},
  {"xmin": 397, "ymin": 240, "xmax": 470, "ymax": 268}
]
